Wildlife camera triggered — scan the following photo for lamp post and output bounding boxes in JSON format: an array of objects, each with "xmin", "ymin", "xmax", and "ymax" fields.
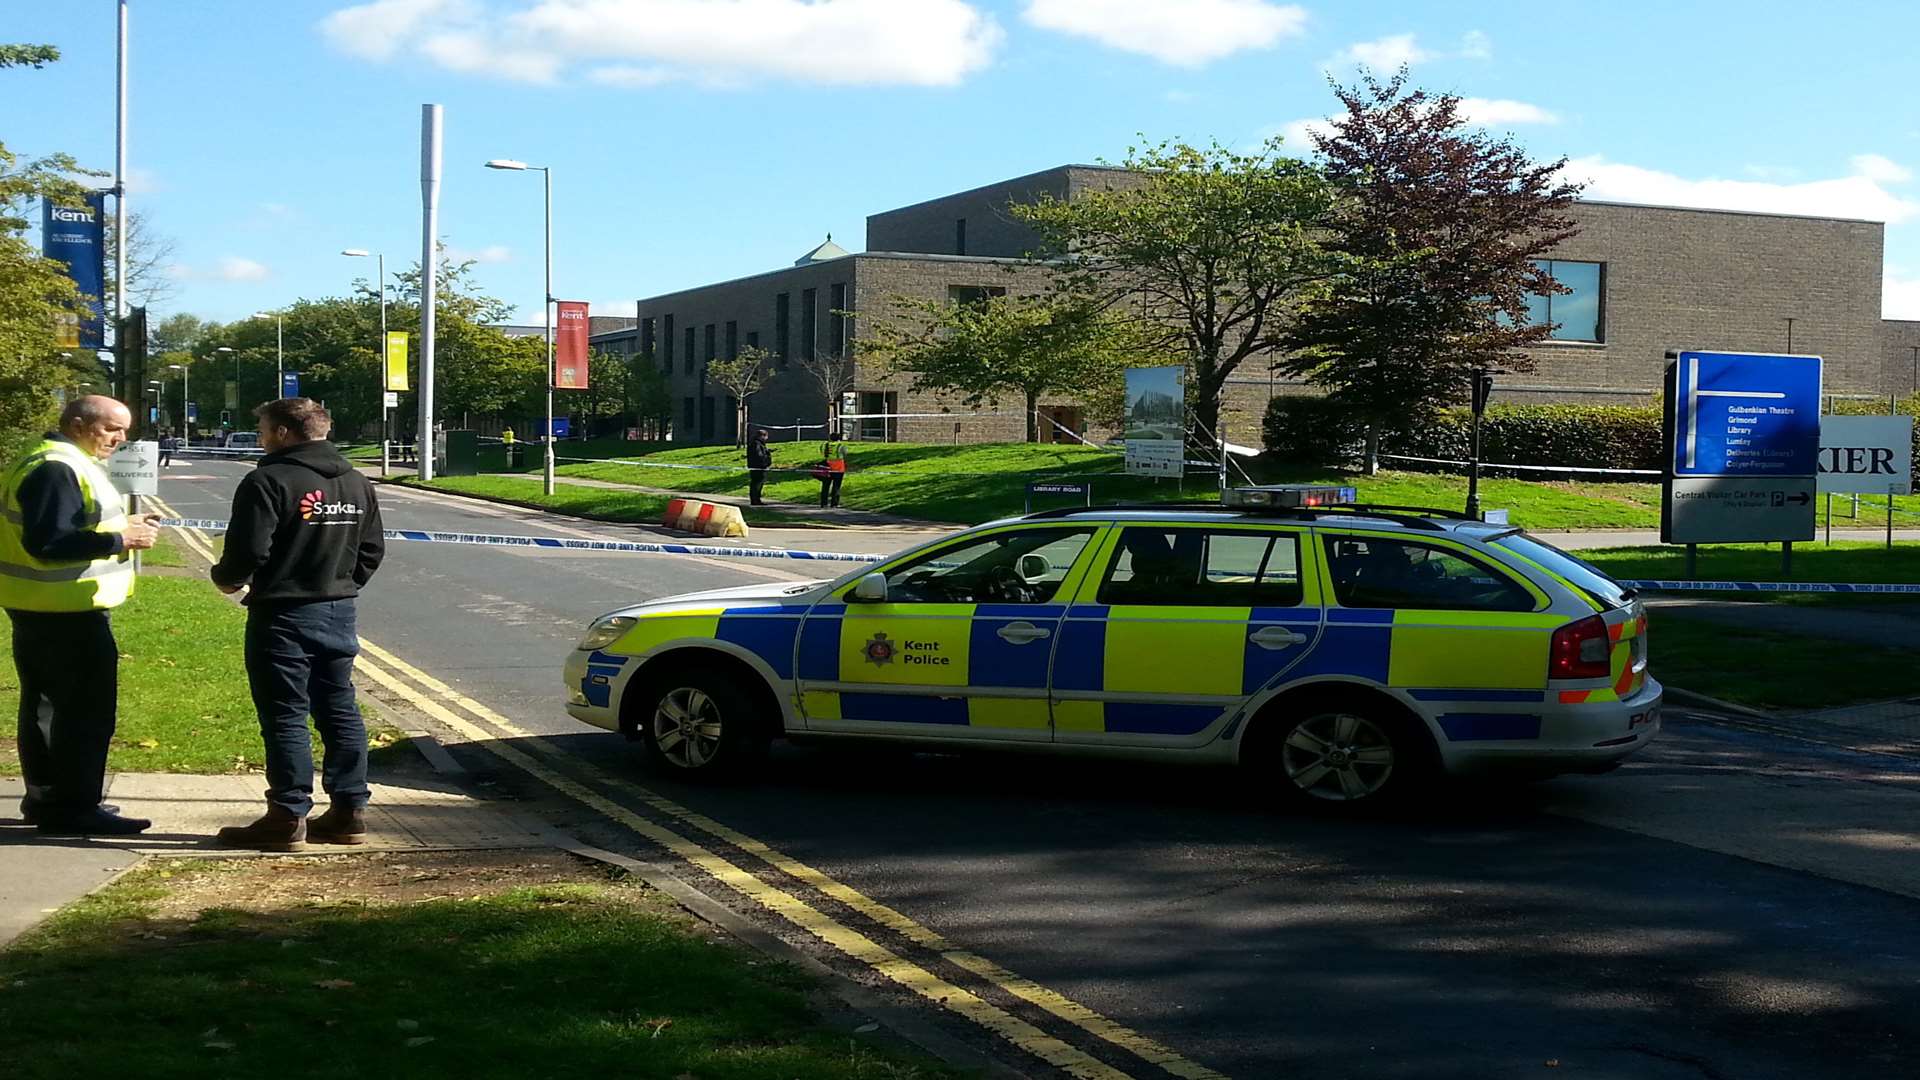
[
  {"xmin": 168, "ymin": 362, "xmax": 189, "ymax": 439},
  {"xmin": 343, "ymin": 249, "xmax": 389, "ymax": 474},
  {"xmin": 485, "ymin": 158, "xmax": 556, "ymax": 495},
  {"xmin": 253, "ymin": 311, "xmax": 285, "ymax": 396},
  {"xmin": 1465, "ymin": 367, "xmax": 1497, "ymax": 521}
]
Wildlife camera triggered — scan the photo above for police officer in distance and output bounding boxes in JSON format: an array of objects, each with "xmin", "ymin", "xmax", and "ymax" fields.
[
  {"xmin": 2, "ymin": 396, "xmax": 161, "ymax": 835},
  {"xmin": 210, "ymin": 398, "xmax": 385, "ymax": 851}
]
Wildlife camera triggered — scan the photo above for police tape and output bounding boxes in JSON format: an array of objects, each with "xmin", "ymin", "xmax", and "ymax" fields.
[
  {"xmin": 1618, "ymin": 579, "xmax": 1920, "ymax": 594},
  {"xmin": 154, "ymin": 518, "xmax": 884, "ymax": 564},
  {"xmin": 153, "ymin": 517, "xmax": 1919, "ymax": 589}
]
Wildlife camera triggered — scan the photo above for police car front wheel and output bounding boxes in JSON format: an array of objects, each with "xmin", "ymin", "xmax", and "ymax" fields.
[{"xmin": 639, "ymin": 670, "xmax": 765, "ymax": 778}]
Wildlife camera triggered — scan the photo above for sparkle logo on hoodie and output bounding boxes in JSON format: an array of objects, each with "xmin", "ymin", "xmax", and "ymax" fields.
[{"xmin": 299, "ymin": 488, "xmax": 362, "ymax": 525}]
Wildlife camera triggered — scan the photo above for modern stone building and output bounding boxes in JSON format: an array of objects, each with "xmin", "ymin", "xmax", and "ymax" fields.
[{"xmin": 604, "ymin": 165, "xmax": 1910, "ymax": 447}]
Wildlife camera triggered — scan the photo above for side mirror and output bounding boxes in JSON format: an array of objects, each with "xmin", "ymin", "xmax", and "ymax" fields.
[
  {"xmin": 850, "ymin": 572, "xmax": 888, "ymax": 603},
  {"xmin": 1016, "ymin": 553, "xmax": 1052, "ymax": 584}
]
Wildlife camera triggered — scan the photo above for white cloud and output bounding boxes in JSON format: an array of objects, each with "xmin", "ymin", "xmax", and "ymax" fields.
[
  {"xmin": 1563, "ymin": 156, "xmax": 1919, "ymax": 224},
  {"xmin": 448, "ymin": 244, "xmax": 512, "ymax": 264},
  {"xmin": 1887, "ymin": 272, "xmax": 1920, "ymax": 320},
  {"xmin": 321, "ymin": 0, "xmax": 1002, "ymax": 87},
  {"xmin": 1852, "ymin": 153, "xmax": 1913, "ymax": 184},
  {"xmin": 167, "ymin": 257, "xmax": 272, "ymax": 283},
  {"xmin": 1326, "ymin": 30, "xmax": 1491, "ymax": 71},
  {"xmin": 1022, "ymin": 0, "xmax": 1307, "ymax": 67},
  {"xmin": 1457, "ymin": 97, "xmax": 1558, "ymax": 127},
  {"xmin": 1163, "ymin": 89, "xmax": 1199, "ymax": 104}
]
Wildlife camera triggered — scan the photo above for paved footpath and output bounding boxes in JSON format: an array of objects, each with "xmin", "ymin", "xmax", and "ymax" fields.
[{"xmin": 0, "ymin": 769, "xmax": 550, "ymax": 949}]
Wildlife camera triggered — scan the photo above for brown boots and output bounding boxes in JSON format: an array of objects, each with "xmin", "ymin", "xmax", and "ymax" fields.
[
  {"xmin": 216, "ymin": 802, "xmax": 366, "ymax": 851},
  {"xmin": 308, "ymin": 803, "xmax": 367, "ymax": 846},
  {"xmin": 216, "ymin": 804, "xmax": 307, "ymax": 852}
]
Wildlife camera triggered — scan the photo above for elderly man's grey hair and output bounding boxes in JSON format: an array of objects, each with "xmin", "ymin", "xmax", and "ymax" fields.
[{"xmin": 59, "ymin": 395, "xmax": 127, "ymax": 429}]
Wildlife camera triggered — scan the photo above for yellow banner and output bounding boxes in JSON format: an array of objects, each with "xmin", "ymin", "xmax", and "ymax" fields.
[{"xmin": 384, "ymin": 331, "xmax": 410, "ymax": 391}]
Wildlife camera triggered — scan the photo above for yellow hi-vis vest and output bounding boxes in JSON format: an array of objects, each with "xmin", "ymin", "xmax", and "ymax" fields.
[{"xmin": 0, "ymin": 438, "xmax": 135, "ymax": 612}]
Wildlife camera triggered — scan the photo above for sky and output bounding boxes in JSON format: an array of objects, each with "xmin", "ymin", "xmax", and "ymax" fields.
[{"xmin": 6, "ymin": 0, "xmax": 1919, "ymax": 328}]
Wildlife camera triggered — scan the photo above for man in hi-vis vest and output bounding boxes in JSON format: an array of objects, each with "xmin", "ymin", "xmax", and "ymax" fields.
[{"xmin": 2, "ymin": 396, "xmax": 160, "ymax": 835}]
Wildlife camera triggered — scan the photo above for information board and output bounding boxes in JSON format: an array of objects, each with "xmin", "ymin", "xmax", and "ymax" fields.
[
  {"xmin": 1662, "ymin": 351, "xmax": 1822, "ymax": 544},
  {"xmin": 1818, "ymin": 415, "xmax": 1913, "ymax": 496}
]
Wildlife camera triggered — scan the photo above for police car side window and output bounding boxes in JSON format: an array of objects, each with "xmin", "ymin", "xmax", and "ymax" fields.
[
  {"xmin": 1322, "ymin": 536, "xmax": 1534, "ymax": 612},
  {"xmin": 883, "ymin": 527, "xmax": 1095, "ymax": 605},
  {"xmin": 1098, "ymin": 528, "xmax": 1303, "ymax": 607}
]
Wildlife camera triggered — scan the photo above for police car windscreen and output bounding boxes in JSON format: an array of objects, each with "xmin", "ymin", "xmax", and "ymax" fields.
[{"xmin": 1492, "ymin": 533, "xmax": 1633, "ymax": 609}]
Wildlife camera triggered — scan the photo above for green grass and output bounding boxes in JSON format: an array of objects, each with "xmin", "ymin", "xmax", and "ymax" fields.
[
  {"xmin": 0, "ymin": 577, "xmax": 401, "ymax": 776},
  {"xmin": 411, "ymin": 475, "xmax": 817, "ymax": 527},
  {"xmin": 0, "ymin": 859, "xmax": 956, "ymax": 1080},
  {"xmin": 1651, "ymin": 612, "xmax": 1918, "ymax": 711},
  {"xmin": 1582, "ymin": 540, "xmax": 1920, "ymax": 585},
  {"xmin": 507, "ymin": 440, "xmax": 1703, "ymax": 528},
  {"xmin": 139, "ymin": 535, "xmax": 187, "ymax": 568}
]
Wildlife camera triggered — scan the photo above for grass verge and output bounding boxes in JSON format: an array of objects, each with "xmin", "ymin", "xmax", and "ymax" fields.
[
  {"xmin": 409, "ymin": 475, "xmax": 817, "ymax": 527},
  {"xmin": 0, "ymin": 577, "xmax": 402, "ymax": 776},
  {"xmin": 1581, "ymin": 541, "xmax": 1920, "ymax": 607},
  {"xmin": 1651, "ymin": 612, "xmax": 1918, "ymax": 711},
  {"xmin": 0, "ymin": 851, "xmax": 955, "ymax": 1080}
]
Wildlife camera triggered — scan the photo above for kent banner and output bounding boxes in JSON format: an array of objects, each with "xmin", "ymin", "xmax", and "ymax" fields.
[
  {"xmin": 43, "ymin": 193, "xmax": 107, "ymax": 349},
  {"xmin": 554, "ymin": 300, "xmax": 589, "ymax": 389},
  {"xmin": 385, "ymin": 331, "xmax": 410, "ymax": 391}
]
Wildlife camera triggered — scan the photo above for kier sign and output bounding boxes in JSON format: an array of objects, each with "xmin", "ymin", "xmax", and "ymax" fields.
[{"xmin": 554, "ymin": 300, "xmax": 590, "ymax": 390}]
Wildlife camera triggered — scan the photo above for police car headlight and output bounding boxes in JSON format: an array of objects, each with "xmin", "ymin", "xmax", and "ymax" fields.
[{"xmin": 577, "ymin": 616, "xmax": 637, "ymax": 652}]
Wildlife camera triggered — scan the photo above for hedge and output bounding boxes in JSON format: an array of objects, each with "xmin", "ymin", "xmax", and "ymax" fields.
[{"xmin": 1263, "ymin": 393, "xmax": 1920, "ymax": 482}]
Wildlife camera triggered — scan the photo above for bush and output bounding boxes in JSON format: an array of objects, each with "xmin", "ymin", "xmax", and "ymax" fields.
[{"xmin": 1262, "ymin": 395, "xmax": 1664, "ymax": 471}]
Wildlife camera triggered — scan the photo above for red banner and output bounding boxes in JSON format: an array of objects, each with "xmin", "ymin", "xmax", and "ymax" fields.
[{"xmin": 554, "ymin": 300, "xmax": 590, "ymax": 389}]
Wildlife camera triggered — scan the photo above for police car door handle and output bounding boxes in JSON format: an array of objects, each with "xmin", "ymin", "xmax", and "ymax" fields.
[
  {"xmin": 996, "ymin": 621, "xmax": 1052, "ymax": 644},
  {"xmin": 1249, "ymin": 627, "xmax": 1309, "ymax": 650}
]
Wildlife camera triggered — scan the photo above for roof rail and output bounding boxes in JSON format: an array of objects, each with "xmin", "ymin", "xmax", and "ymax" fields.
[
  {"xmin": 1331, "ymin": 503, "xmax": 1477, "ymax": 521},
  {"xmin": 1019, "ymin": 502, "xmax": 1448, "ymax": 530}
]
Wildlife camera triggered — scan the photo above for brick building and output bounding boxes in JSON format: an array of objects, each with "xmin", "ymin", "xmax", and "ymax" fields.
[{"xmin": 605, "ymin": 165, "xmax": 1910, "ymax": 447}]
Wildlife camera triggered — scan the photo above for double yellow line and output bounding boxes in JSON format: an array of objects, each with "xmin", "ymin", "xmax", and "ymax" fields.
[{"xmin": 151, "ymin": 492, "xmax": 1227, "ymax": 1080}]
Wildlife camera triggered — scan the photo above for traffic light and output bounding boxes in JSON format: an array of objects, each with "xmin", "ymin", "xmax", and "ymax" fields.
[{"xmin": 220, "ymin": 409, "xmax": 233, "ymax": 428}]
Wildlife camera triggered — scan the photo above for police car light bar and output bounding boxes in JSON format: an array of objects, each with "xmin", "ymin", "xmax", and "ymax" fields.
[{"xmin": 1222, "ymin": 485, "xmax": 1358, "ymax": 509}]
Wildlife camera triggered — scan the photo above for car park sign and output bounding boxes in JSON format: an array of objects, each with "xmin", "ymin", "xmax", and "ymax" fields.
[{"xmin": 1662, "ymin": 351, "xmax": 1822, "ymax": 544}]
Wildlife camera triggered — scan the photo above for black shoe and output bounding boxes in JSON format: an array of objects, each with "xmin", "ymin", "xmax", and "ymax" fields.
[
  {"xmin": 36, "ymin": 807, "xmax": 152, "ymax": 836},
  {"xmin": 20, "ymin": 800, "xmax": 121, "ymax": 826}
]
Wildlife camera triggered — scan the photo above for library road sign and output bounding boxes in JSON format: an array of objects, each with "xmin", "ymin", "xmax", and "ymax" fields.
[{"xmin": 1662, "ymin": 351, "xmax": 1822, "ymax": 544}]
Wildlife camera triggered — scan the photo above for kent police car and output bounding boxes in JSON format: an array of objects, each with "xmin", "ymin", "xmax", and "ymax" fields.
[{"xmin": 563, "ymin": 487, "xmax": 1659, "ymax": 806}]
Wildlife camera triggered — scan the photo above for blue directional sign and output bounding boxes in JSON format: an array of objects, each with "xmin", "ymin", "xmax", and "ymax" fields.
[
  {"xmin": 281, "ymin": 371, "xmax": 301, "ymax": 398},
  {"xmin": 1671, "ymin": 351, "xmax": 1822, "ymax": 477},
  {"xmin": 186, "ymin": 402, "xmax": 198, "ymax": 424},
  {"xmin": 550, "ymin": 417, "xmax": 571, "ymax": 438}
]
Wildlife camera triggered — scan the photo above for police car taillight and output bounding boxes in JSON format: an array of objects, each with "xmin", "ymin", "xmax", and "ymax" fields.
[{"xmin": 1549, "ymin": 615, "xmax": 1611, "ymax": 680}]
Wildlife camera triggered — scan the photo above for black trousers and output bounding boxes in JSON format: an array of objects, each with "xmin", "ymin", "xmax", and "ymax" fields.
[
  {"xmin": 245, "ymin": 599, "xmax": 369, "ymax": 817},
  {"xmin": 9, "ymin": 609, "xmax": 118, "ymax": 812},
  {"xmin": 819, "ymin": 472, "xmax": 843, "ymax": 507},
  {"xmin": 748, "ymin": 467, "xmax": 767, "ymax": 504}
]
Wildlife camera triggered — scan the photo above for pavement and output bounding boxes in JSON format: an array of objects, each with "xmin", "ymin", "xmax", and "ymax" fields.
[{"xmin": 0, "ymin": 768, "xmax": 552, "ymax": 949}]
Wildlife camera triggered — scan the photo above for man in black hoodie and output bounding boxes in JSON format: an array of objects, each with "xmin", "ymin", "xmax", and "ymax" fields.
[{"xmin": 210, "ymin": 398, "xmax": 385, "ymax": 851}]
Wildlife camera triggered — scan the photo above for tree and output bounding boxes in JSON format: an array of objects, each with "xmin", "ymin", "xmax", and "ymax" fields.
[
  {"xmin": 796, "ymin": 349, "xmax": 856, "ymax": 438},
  {"xmin": 707, "ymin": 344, "xmax": 773, "ymax": 445},
  {"xmin": 1012, "ymin": 138, "xmax": 1344, "ymax": 454},
  {"xmin": 1279, "ymin": 72, "xmax": 1582, "ymax": 447},
  {"xmin": 150, "ymin": 312, "xmax": 218, "ymax": 356},
  {"xmin": 630, "ymin": 360, "xmax": 672, "ymax": 440},
  {"xmin": 860, "ymin": 293, "xmax": 1142, "ymax": 442},
  {"xmin": 0, "ymin": 44, "xmax": 102, "ymax": 458},
  {"xmin": 104, "ymin": 211, "xmax": 179, "ymax": 309}
]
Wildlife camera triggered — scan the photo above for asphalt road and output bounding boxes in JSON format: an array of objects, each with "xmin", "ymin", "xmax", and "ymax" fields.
[{"xmin": 155, "ymin": 457, "xmax": 1920, "ymax": 1080}]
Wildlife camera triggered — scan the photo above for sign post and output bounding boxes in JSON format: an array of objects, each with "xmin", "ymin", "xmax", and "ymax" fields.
[
  {"xmin": 1819, "ymin": 414, "xmax": 1913, "ymax": 549},
  {"xmin": 281, "ymin": 371, "xmax": 301, "ymax": 399},
  {"xmin": 108, "ymin": 440, "xmax": 159, "ymax": 575},
  {"xmin": 1123, "ymin": 366, "xmax": 1184, "ymax": 479},
  {"xmin": 1662, "ymin": 351, "xmax": 1823, "ymax": 570}
]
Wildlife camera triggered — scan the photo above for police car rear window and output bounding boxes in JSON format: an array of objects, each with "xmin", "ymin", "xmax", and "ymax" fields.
[{"xmin": 1491, "ymin": 533, "xmax": 1632, "ymax": 609}]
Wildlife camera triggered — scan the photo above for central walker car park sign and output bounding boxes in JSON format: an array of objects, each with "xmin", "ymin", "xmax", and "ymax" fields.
[{"xmin": 1661, "ymin": 350, "xmax": 1823, "ymax": 545}]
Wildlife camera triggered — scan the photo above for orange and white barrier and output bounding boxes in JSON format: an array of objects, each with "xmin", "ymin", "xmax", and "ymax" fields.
[{"xmin": 662, "ymin": 498, "xmax": 749, "ymax": 539}]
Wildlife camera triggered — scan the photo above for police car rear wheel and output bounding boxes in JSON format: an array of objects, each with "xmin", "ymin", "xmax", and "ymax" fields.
[
  {"xmin": 1279, "ymin": 710, "xmax": 1401, "ymax": 803},
  {"xmin": 641, "ymin": 672, "xmax": 762, "ymax": 777}
]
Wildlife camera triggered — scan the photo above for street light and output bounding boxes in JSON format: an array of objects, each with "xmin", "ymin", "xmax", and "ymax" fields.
[
  {"xmin": 168, "ymin": 361, "xmax": 190, "ymax": 439},
  {"xmin": 253, "ymin": 311, "xmax": 285, "ymax": 397},
  {"xmin": 485, "ymin": 157, "xmax": 556, "ymax": 495},
  {"xmin": 343, "ymin": 248, "xmax": 390, "ymax": 475}
]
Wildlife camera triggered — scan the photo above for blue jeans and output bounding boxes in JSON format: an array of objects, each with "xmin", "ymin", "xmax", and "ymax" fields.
[{"xmin": 244, "ymin": 599, "xmax": 369, "ymax": 816}]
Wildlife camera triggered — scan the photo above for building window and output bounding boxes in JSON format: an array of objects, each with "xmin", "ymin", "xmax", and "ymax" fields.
[
  {"xmin": 1521, "ymin": 260, "xmax": 1604, "ymax": 343},
  {"xmin": 955, "ymin": 217, "xmax": 967, "ymax": 256},
  {"xmin": 704, "ymin": 323, "xmax": 716, "ymax": 369},
  {"xmin": 948, "ymin": 284, "xmax": 1007, "ymax": 307},
  {"xmin": 684, "ymin": 326, "xmax": 696, "ymax": 374},
  {"xmin": 746, "ymin": 330, "xmax": 760, "ymax": 351},
  {"xmin": 663, "ymin": 314, "xmax": 675, "ymax": 373},
  {"xmin": 801, "ymin": 287, "xmax": 817, "ymax": 362},
  {"xmin": 725, "ymin": 320, "xmax": 738, "ymax": 361},
  {"xmin": 640, "ymin": 317, "xmax": 656, "ymax": 366},
  {"xmin": 774, "ymin": 292, "xmax": 790, "ymax": 366},
  {"xmin": 683, "ymin": 396, "xmax": 695, "ymax": 437},
  {"xmin": 828, "ymin": 283, "xmax": 847, "ymax": 358}
]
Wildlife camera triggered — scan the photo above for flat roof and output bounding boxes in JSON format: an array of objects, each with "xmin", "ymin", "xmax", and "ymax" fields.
[
  {"xmin": 1574, "ymin": 198, "xmax": 1884, "ymax": 227},
  {"xmin": 865, "ymin": 163, "xmax": 1131, "ymax": 221},
  {"xmin": 633, "ymin": 250, "xmax": 1032, "ymax": 307}
]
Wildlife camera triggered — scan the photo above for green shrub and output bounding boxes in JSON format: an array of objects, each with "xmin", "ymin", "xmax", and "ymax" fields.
[{"xmin": 1262, "ymin": 396, "xmax": 1663, "ymax": 471}]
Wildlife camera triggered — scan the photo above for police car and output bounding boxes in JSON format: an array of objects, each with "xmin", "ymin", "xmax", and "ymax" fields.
[{"xmin": 564, "ymin": 487, "xmax": 1659, "ymax": 806}]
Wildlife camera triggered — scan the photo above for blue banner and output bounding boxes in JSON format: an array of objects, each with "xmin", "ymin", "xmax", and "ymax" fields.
[
  {"xmin": 42, "ymin": 192, "xmax": 107, "ymax": 350},
  {"xmin": 282, "ymin": 371, "xmax": 301, "ymax": 398}
]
